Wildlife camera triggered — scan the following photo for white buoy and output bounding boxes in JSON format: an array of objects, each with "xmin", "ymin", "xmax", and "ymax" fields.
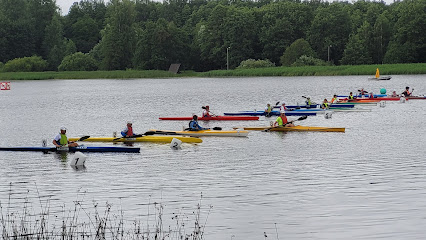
[
  {"xmin": 170, "ymin": 138, "xmax": 182, "ymax": 150},
  {"xmin": 324, "ymin": 111, "xmax": 333, "ymax": 119},
  {"xmin": 379, "ymin": 101, "xmax": 386, "ymax": 108},
  {"xmin": 70, "ymin": 151, "xmax": 87, "ymax": 166},
  {"xmin": 399, "ymin": 97, "xmax": 406, "ymax": 103}
]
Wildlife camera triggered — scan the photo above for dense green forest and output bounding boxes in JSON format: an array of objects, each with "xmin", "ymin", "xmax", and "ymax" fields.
[{"xmin": 0, "ymin": 0, "xmax": 424, "ymax": 73}]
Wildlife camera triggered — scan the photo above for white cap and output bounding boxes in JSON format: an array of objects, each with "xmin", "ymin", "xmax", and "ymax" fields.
[{"xmin": 60, "ymin": 127, "xmax": 67, "ymax": 131}]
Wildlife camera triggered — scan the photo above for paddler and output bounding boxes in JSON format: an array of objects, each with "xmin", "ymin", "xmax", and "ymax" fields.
[
  {"xmin": 348, "ymin": 92, "xmax": 354, "ymax": 100},
  {"xmin": 331, "ymin": 94, "xmax": 338, "ymax": 103},
  {"xmin": 305, "ymin": 97, "xmax": 312, "ymax": 106},
  {"xmin": 264, "ymin": 103, "xmax": 273, "ymax": 117},
  {"xmin": 188, "ymin": 115, "xmax": 209, "ymax": 131},
  {"xmin": 321, "ymin": 99, "xmax": 329, "ymax": 109},
  {"xmin": 53, "ymin": 127, "xmax": 79, "ymax": 147},
  {"xmin": 274, "ymin": 112, "xmax": 295, "ymax": 127},
  {"xmin": 279, "ymin": 103, "xmax": 288, "ymax": 113},
  {"xmin": 202, "ymin": 105, "xmax": 214, "ymax": 117},
  {"xmin": 402, "ymin": 86, "xmax": 412, "ymax": 97},
  {"xmin": 121, "ymin": 121, "xmax": 136, "ymax": 137}
]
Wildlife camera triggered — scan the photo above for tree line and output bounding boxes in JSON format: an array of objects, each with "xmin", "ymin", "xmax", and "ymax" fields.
[{"xmin": 0, "ymin": 0, "xmax": 424, "ymax": 72}]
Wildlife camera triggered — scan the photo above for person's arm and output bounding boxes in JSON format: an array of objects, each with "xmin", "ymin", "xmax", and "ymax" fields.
[
  {"xmin": 53, "ymin": 135, "xmax": 61, "ymax": 147},
  {"xmin": 121, "ymin": 127, "xmax": 128, "ymax": 137}
]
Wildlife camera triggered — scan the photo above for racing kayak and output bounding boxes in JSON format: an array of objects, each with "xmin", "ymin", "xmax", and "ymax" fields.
[
  {"xmin": 148, "ymin": 129, "xmax": 249, "ymax": 137},
  {"xmin": 0, "ymin": 146, "xmax": 140, "ymax": 153},
  {"xmin": 240, "ymin": 125, "xmax": 345, "ymax": 132},
  {"xmin": 223, "ymin": 111, "xmax": 316, "ymax": 116},
  {"xmin": 274, "ymin": 104, "xmax": 354, "ymax": 109},
  {"xmin": 159, "ymin": 116, "xmax": 259, "ymax": 121},
  {"xmin": 69, "ymin": 135, "xmax": 202, "ymax": 143}
]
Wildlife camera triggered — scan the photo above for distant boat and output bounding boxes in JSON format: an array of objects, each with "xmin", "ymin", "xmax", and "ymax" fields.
[{"xmin": 368, "ymin": 68, "xmax": 391, "ymax": 80}]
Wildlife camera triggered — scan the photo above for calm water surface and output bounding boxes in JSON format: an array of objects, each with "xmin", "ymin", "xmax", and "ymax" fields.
[{"xmin": 0, "ymin": 76, "xmax": 425, "ymax": 239}]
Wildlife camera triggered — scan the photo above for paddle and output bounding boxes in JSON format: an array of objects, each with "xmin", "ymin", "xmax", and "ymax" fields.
[
  {"xmin": 112, "ymin": 132, "xmax": 156, "ymax": 141},
  {"xmin": 76, "ymin": 136, "xmax": 90, "ymax": 141}
]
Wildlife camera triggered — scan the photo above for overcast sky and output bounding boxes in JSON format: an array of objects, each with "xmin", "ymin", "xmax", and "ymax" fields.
[{"xmin": 56, "ymin": 0, "xmax": 395, "ymax": 15}]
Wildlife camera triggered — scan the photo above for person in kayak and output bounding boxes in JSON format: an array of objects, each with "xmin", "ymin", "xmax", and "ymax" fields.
[
  {"xmin": 279, "ymin": 103, "xmax": 288, "ymax": 113},
  {"xmin": 390, "ymin": 90, "xmax": 398, "ymax": 97},
  {"xmin": 402, "ymin": 86, "xmax": 412, "ymax": 97},
  {"xmin": 121, "ymin": 121, "xmax": 136, "ymax": 137},
  {"xmin": 331, "ymin": 94, "xmax": 338, "ymax": 103},
  {"xmin": 264, "ymin": 103, "xmax": 273, "ymax": 117},
  {"xmin": 305, "ymin": 97, "xmax": 312, "ymax": 106},
  {"xmin": 274, "ymin": 112, "xmax": 294, "ymax": 127},
  {"xmin": 53, "ymin": 127, "xmax": 79, "ymax": 147},
  {"xmin": 348, "ymin": 92, "xmax": 355, "ymax": 100},
  {"xmin": 321, "ymin": 99, "xmax": 330, "ymax": 109},
  {"xmin": 202, "ymin": 106, "xmax": 215, "ymax": 117},
  {"xmin": 188, "ymin": 115, "xmax": 209, "ymax": 131}
]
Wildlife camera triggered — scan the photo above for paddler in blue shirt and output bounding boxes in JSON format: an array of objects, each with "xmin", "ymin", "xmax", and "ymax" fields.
[
  {"xmin": 188, "ymin": 115, "xmax": 209, "ymax": 131},
  {"xmin": 53, "ymin": 127, "xmax": 79, "ymax": 147},
  {"xmin": 274, "ymin": 112, "xmax": 295, "ymax": 127},
  {"xmin": 121, "ymin": 121, "xmax": 136, "ymax": 137}
]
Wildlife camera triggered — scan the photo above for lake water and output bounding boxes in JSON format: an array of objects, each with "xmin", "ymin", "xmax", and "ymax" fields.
[{"xmin": 0, "ymin": 76, "xmax": 425, "ymax": 239}]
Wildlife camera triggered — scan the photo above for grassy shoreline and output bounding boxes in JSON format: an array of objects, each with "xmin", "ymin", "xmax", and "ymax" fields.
[{"xmin": 0, "ymin": 63, "xmax": 425, "ymax": 80}]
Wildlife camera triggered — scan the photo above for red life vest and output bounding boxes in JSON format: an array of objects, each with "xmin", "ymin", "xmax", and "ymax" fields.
[{"xmin": 127, "ymin": 126, "xmax": 133, "ymax": 136}]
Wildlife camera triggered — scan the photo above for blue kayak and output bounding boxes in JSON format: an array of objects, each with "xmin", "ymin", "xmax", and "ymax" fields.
[
  {"xmin": 223, "ymin": 111, "xmax": 316, "ymax": 116},
  {"xmin": 0, "ymin": 146, "xmax": 140, "ymax": 153},
  {"xmin": 274, "ymin": 104, "xmax": 354, "ymax": 109}
]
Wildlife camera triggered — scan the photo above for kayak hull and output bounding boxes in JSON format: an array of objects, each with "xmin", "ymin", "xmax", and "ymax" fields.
[
  {"xmin": 0, "ymin": 146, "xmax": 140, "ymax": 153},
  {"xmin": 223, "ymin": 111, "xmax": 316, "ymax": 116},
  {"xmin": 242, "ymin": 125, "xmax": 345, "ymax": 132},
  {"xmin": 148, "ymin": 129, "xmax": 249, "ymax": 137},
  {"xmin": 69, "ymin": 136, "xmax": 202, "ymax": 143},
  {"xmin": 159, "ymin": 116, "xmax": 259, "ymax": 121}
]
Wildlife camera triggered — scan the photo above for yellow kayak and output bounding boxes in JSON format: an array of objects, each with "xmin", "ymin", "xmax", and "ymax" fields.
[
  {"xmin": 69, "ymin": 135, "xmax": 202, "ymax": 143},
  {"xmin": 148, "ymin": 129, "xmax": 249, "ymax": 137},
  {"xmin": 241, "ymin": 125, "xmax": 345, "ymax": 132}
]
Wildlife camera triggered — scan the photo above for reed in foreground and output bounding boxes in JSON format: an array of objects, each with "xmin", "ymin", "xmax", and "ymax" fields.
[{"xmin": 0, "ymin": 190, "xmax": 212, "ymax": 240}]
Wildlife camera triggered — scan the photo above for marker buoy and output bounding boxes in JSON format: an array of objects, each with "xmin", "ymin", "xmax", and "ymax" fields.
[
  {"xmin": 70, "ymin": 151, "xmax": 87, "ymax": 166},
  {"xmin": 170, "ymin": 138, "xmax": 182, "ymax": 150}
]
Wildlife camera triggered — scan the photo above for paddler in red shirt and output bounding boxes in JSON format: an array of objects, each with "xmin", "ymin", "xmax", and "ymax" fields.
[{"xmin": 274, "ymin": 112, "xmax": 295, "ymax": 127}]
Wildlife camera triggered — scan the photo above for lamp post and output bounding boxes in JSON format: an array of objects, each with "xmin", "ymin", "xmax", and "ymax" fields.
[
  {"xmin": 226, "ymin": 47, "xmax": 230, "ymax": 70},
  {"xmin": 327, "ymin": 45, "xmax": 332, "ymax": 62}
]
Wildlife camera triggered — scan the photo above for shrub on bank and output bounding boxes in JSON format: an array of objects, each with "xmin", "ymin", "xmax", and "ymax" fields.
[
  {"xmin": 58, "ymin": 52, "xmax": 98, "ymax": 71},
  {"xmin": 237, "ymin": 59, "xmax": 275, "ymax": 69},
  {"xmin": 3, "ymin": 56, "xmax": 48, "ymax": 72}
]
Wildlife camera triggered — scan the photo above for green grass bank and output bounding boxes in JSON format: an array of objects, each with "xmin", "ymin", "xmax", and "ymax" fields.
[{"xmin": 1, "ymin": 63, "xmax": 425, "ymax": 80}]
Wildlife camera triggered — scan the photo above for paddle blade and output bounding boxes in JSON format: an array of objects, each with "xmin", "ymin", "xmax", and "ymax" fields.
[
  {"xmin": 78, "ymin": 136, "xmax": 90, "ymax": 141},
  {"xmin": 212, "ymin": 127, "xmax": 222, "ymax": 130},
  {"xmin": 297, "ymin": 115, "xmax": 308, "ymax": 121},
  {"xmin": 275, "ymin": 101, "xmax": 280, "ymax": 106}
]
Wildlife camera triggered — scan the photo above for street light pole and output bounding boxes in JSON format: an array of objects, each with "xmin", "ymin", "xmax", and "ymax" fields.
[
  {"xmin": 328, "ymin": 45, "xmax": 332, "ymax": 62},
  {"xmin": 227, "ymin": 47, "xmax": 230, "ymax": 70}
]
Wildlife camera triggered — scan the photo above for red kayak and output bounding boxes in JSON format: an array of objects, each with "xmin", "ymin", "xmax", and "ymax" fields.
[{"xmin": 159, "ymin": 116, "xmax": 259, "ymax": 121}]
